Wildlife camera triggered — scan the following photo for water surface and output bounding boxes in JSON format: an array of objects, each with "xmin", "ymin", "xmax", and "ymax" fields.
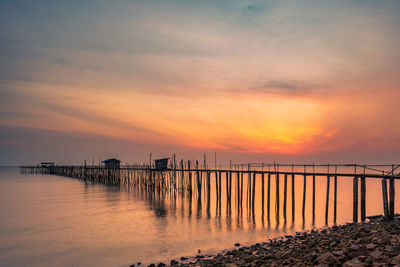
[{"xmin": 0, "ymin": 166, "xmax": 397, "ymax": 266}]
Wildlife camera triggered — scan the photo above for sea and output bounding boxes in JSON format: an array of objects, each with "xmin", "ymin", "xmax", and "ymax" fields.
[{"xmin": 0, "ymin": 166, "xmax": 396, "ymax": 266}]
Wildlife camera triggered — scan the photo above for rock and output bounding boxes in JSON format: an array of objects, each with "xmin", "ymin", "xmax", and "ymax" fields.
[
  {"xmin": 369, "ymin": 250, "xmax": 382, "ymax": 259},
  {"xmin": 387, "ymin": 245, "xmax": 400, "ymax": 254},
  {"xmin": 316, "ymin": 252, "xmax": 340, "ymax": 265},
  {"xmin": 366, "ymin": 243, "xmax": 376, "ymax": 250},
  {"xmin": 349, "ymin": 244, "xmax": 361, "ymax": 251},
  {"xmin": 379, "ymin": 236, "xmax": 391, "ymax": 245},
  {"xmin": 364, "ymin": 255, "xmax": 373, "ymax": 264},
  {"xmin": 180, "ymin": 257, "xmax": 187, "ymax": 261},
  {"xmin": 157, "ymin": 263, "xmax": 166, "ymax": 267},
  {"xmin": 234, "ymin": 243, "xmax": 240, "ymax": 247},
  {"xmin": 358, "ymin": 255, "xmax": 367, "ymax": 262},
  {"xmin": 348, "ymin": 248, "xmax": 368, "ymax": 259},
  {"xmin": 389, "ymin": 255, "xmax": 400, "ymax": 265},
  {"xmin": 331, "ymin": 250, "xmax": 345, "ymax": 257},
  {"xmin": 343, "ymin": 258, "xmax": 363, "ymax": 267},
  {"xmin": 170, "ymin": 260, "xmax": 178, "ymax": 265}
]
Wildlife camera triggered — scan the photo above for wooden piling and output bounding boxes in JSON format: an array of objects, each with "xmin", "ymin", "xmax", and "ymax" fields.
[
  {"xmin": 226, "ymin": 171, "xmax": 229, "ymax": 202},
  {"xmin": 229, "ymin": 171, "xmax": 232, "ymax": 205},
  {"xmin": 353, "ymin": 177, "xmax": 358, "ymax": 223},
  {"xmin": 283, "ymin": 174, "xmax": 287, "ymax": 221},
  {"xmin": 267, "ymin": 173, "xmax": 271, "ymax": 220},
  {"xmin": 334, "ymin": 175, "xmax": 337, "ymax": 223},
  {"xmin": 276, "ymin": 173, "xmax": 280, "ymax": 218},
  {"xmin": 188, "ymin": 161, "xmax": 192, "ymax": 195},
  {"xmin": 389, "ymin": 178, "xmax": 395, "ymax": 221},
  {"xmin": 262, "ymin": 173, "xmax": 265, "ymax": 215},
  {"xmin": 292, "ymin": 174, "xmax": 295, "ymax": 222},
  {"xmin": 302, "ymin": 174, "xmax": 306, "ymax": 221},
  {"xmin": 361, "ymin": 176, "xmax": 366, "ymax": 222},
  {"xmin": 240, "ymin": 172, "xmax": 243, "ymax": 212},
  {"xmin": 312, "ymin": 174, "xmax": 316, "ymax": 223},
  {"xmin": 237, "ymin": 172, "xmax": 240, "ymax": 211},
  {"xmin": 215, "ymin": 171, "xmax": 219, "ymax": 202},
  {"xmin": 207, "ymin": 171, "xmax": 210, "ymax": 218},
  {"xmin": 325, "ymin": 175, "xmax": 330, "ymax": 224},
  {"xmin": 252, "ymin": 172, "xmax": 256, "ymax": 212},
  {"xmin": 382, "ymin": 179, "xmax": 389, "ymax": 220},
  {"xmin": 219, "ymin": 171, "xmax": 222, "ymax": 204}
]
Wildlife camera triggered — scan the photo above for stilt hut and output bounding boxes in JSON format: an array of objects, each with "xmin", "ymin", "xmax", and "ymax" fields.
[
  {"xmin": 154, "ymin": 158, "xmax": 169, "ymax": 170},
  {"xmin": 102, "ymin": 158, "xmax": 121, "ymax": 169}
]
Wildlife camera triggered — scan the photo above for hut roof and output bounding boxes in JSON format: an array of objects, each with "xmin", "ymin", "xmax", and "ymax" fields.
[
  {"xmin": 154, "ymin": 158, "xmax": 170, "ymax": 162},
  {"xmin": 102, "ymin": 158, "xmax": 121, "ymax": 163}
]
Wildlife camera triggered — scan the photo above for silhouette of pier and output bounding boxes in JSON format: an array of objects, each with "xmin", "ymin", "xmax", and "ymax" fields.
[{"xmin": 20, "ymin": 161, "xmax": 400, "ymax": 224}]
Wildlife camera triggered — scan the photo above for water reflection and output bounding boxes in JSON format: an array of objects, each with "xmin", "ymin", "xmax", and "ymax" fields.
[
  {"xmin": 118, "ymin": 171, "xmax": 368, "ymax": 229},
  {"xmin": 118, "ymin": 167, "xmax": 391, "ymax": 230}
]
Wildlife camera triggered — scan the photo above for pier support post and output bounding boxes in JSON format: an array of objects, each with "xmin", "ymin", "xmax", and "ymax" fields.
[
  {"xmin": 389, "ymin": 178, "xmax": 395, "ymax": 221},
  {"xmin": 325, "ymin": 175, "xmax": 330, "ymax": 224},
  {"xmin": 262, "ymin": 173, "xmax": 265, "ymax": 215},
  {"xmin": 237, "ymin": 172, "xmax": 240, "ymax": 211},
  {"xmin": 353, "ymin": 177, "xmax": 358, "ymax": 223},
  {"xmin": 312, "ymin": 174, "xmax": 315, "ymax": 223},
  {"xmin": 382, "ymin": 179, "xmax": 389, "ymax": 220},
  {"xmin": 276, "ymin": 173, "xmax": 280, "ymax": 219},
  {"xmin": 292, "ymin": 174, "xmax": 295, "ymax": 222},
  {"xmin": 302, "ymin": 175, "xmax": 306, "ymax": 221},
  {"xmin": 334, "ymin": 175, "xmax": 337, "ymax": 223},
  {"xmin": 252, "ymin": 172, "xmax": 256, "ymax": 212},
  {"xmin": 361, "ymin": 176, "xmax": 366, "ymax": 222},
  {"xmin": 283, "ymin": 174, "xmax": 287, "ymax": 221},
  {"xmin": 267, "ymin": 173, "xmax": 271, "ymax": 220}
]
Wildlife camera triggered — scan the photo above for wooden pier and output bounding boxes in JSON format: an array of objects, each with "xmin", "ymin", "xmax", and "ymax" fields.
[{"xmin": 20, "ymin": 162, "xmax": 400, "ymax": 223}]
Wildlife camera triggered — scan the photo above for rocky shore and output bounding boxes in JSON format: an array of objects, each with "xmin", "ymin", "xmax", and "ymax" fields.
[{"xmin": 136, "ymin": 215, "xmax": 400, "ymax": 266}]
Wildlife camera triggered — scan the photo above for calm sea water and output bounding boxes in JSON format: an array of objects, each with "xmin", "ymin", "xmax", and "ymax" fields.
[{"xmin": 0, "ymin": 166, "xmax": 397, "ymax": 266}]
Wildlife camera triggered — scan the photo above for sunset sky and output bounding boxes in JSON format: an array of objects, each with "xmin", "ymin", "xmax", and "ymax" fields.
[{"xmin": 1, "ymin": 0, "xmax": 400, "ymax": 165}]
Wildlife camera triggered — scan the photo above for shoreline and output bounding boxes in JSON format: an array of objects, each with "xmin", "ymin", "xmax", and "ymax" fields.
[{"xmin": 138, "ymin": 215, "xmax": 400, "ymax": 266}]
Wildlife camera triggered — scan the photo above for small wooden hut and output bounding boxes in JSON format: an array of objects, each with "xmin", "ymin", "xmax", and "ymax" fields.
[
  {"xmin": 102, "ymin": 158, "xmax": 121, "ymax": 169},
  {"xmin": 154, "ymin": 158, "xmax": 169, "ymax": 170}
]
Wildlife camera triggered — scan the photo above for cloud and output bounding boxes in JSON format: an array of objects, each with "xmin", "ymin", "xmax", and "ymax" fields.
[{"xmin": 248, "ymin": 80, "xmax": 314, "ymax": 95}]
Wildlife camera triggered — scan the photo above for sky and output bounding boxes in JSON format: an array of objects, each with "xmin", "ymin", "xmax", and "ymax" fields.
[{"xmin": 1, "ymin": 0, "xmax": 400, "ymax": 165}]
